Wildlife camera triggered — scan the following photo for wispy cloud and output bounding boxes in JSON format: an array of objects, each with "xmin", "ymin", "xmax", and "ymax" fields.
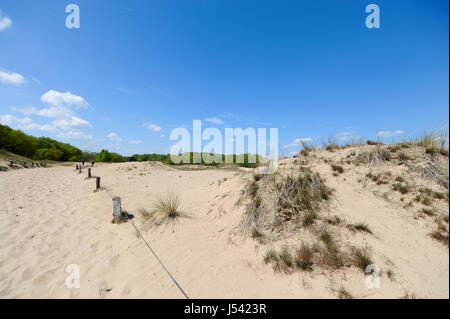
[
  {"xmin": 377, "ymin": 130, "xmax": 404, "ymax": 139},
  {"xmin": 0, "ymin": 10, "xmax": 12, "ymax": 31},
  {"xmin": 0, "ymin": 114, "xmax": 56, "ymax": 132},
  {"xmin": 143, "ymin": 122, "xmax": 162, "ymax": 132},
  {"xmin": 57, "ymin": 130, "xmax": 93, "ymax": 140},
  {"xmin": 283, "ymin": 137, "xmax": 313, "ymax": 148},
  {"xmin": 334, "ymin": 131, "xmax": 360, "ymax": 142},
  {"xmin": 205, "ymin": 117, "xmax": 224, "ymax": 125},
  {"xmin": 0, "ymin": 71, "xmax": 26, "ymax": 85},
  {"xmin": 107, "ymin": 132, "xmax": 123, "ymax": 141},
  {"xmin": 128, "ymin": 140, "xmax": 142, "ymax": 144}
]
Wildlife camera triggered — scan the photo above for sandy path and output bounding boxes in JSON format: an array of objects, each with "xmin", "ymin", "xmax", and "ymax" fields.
[{"xmin": 0, "ymin": 163, "xmax": 309, "ymax": 298}]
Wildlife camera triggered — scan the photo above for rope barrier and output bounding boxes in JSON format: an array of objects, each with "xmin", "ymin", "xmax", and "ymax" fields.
[{"xmin": 101, "ymin": 183, "xmax": 190, "ymax": 299}]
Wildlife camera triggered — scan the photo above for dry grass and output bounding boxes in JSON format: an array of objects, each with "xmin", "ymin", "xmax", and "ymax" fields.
[
  {"xmin": 153, "ymin": 192, "xmax": 181, "ymax": 218},
  {"xmin": 331, "ymin": 164, "xmax": 344, "ymax": 174},
  {"xmin": 294, "ymin": 242, "xmax": 315, "ymax": 271},
  {"xmin": 239, "ymin": 167, "xmax": 333, "ymax": 239},
  {"xmin": 416, "ymin": 131, "xmax": 449, "ymax": 156},
  {"xmin": 393, "ymin": 182, "xmax": 411, "ymax": 194},
  {"xmin": 319, "ymin": 231, "xmax": 344, "ymax": 269},
  {"xmin": 366, "ymin": 171, "xmax": 391, "ymax": 185},
  {"xmin": 350, "ymin": 247, "xmax": 373, "ymax": 272},
  {"xmin": 398, "ymin": 152, "xmax": 411, "ymax": 162},
  {"xmin": 348, "ymin": 223, "xmax": 373, "ymax": 234},
  {"xmin": 337, "ymin": 287, "xmax": 353, "ymax": 299},
  {"xmin": 429, "ymin": 219, "xmax": 449, "ymax": 247},
  {"xmin": 140, "ymin": 192, "xmax": 185, "ymax": 230},
  {"xmin": 356, "ymin": 146, "xmax": 391, "ymax": 166}
]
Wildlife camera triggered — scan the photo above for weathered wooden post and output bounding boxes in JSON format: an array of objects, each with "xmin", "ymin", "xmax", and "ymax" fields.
[
  {"xmin": 96, "ymin": 176, "xmax": 101, "ymax": 190},
  {"xmin": 112, "ymin": 196, "xmax": 122, "ymax": 223},
  {"xmin": 88, "ymin": 168, "xmax": 91, "ymax": 178}
]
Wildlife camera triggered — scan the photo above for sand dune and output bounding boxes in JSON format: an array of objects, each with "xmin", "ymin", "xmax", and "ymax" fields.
[{"xmin": 0, "ymin": 145, "xmax": 448, "ymax": 298}]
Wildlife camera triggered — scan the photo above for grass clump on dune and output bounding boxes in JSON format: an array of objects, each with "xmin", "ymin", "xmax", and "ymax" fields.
[
  {"xmin": 337, "ymin": 287, "xmax": 353, "ymax": 299},
  {"xmin": 331, "ymin": 164, "xmax": 344, "ymax": 175},
  {"xmin": 348, "ymin": 223, "xmax": 373, "ymax": 234},
  {"xmin": 350, "ymin": 247, "xmax": 373, "ymax": 272},
  {"xmin": 153, "ymin": 192, "xmax": 181, "ymax": 218},
  {"xmin": 140, "ymin": 192, "xmax": 184, "ymax": 230},
  {"xmin": 238, "ymin": 167, "xmax": 333, "ymax": 239}
]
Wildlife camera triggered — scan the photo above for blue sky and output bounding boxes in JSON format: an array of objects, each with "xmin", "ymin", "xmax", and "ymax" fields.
[{"xmin": 0, "ymin": 0, "xmax": 448, "ymax": 156}]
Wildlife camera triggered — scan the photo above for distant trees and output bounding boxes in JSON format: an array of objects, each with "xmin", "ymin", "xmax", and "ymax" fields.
[
  {"xmin": 0, "ymin": 124, "xmax": 82, "ymax": 161},
  {"xmin": 125, "ymin": 152, "xmax": 261, "ymax": 167},
  {"xmin": 0, "ymin": 123, "xmax": 262, "ymax": 167},
  {"xmin": 94, "ymin": 149, "xmax": 125, "ymax": 163}
]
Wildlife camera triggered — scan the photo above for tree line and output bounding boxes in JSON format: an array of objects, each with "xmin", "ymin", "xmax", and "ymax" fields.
[{"xmin": 1, "ymin": 124, "xmax": 261, "ymax": 167}]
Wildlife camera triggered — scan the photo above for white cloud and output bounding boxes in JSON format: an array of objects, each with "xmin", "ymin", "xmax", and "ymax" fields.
[
  {"xmin": 283, "ymin": 137, "xmax": 313, "ymax": 148},
  {"xmin": 377, "ymin": 130, "xmax": 404, "ymax": 139},
  {"xmin": 53, "ymin": 116, "xmax": 92, "ymax": 130},
  {"xmin": 19, "ymin": 105, "xmax": 74, "ymax": 119},
  {"xmin": 205, "ymin": 117, "xmax": 224, "ymax": 125},
  {"xmin": 0, "ymin": 10, "xmax": 12, "ymax": 31},
  {"xmin": 0, "ymin": 71, "xmax": 26, "ymax": 85},
  {"xmin": 0, "ymin": 114, "xmax": 56, "ymax": 132},
  {"xmin": 334, "ymin": 131, "xmax": 360, "ymax": 142},
  {"xmin": 3, "ymin": 89, "xmax": 93, "ymax": 139},
  {"xmin": 128, "ymin": 140, "xmax": 142, "ymax": 144},
  {"xmin": 57, "ymin": 131, "xmax": 93, "ymax": 140},
  {"xmin": 108, "ymin": 132, "xmax": 123, "ymax": 141},
  {"xmin": 143, "ymin": 122, "xmax": 161, "ymax": 132},
  {"xmin": 41, "ymin": 90, "xmax": 89, "ymax": 109}
]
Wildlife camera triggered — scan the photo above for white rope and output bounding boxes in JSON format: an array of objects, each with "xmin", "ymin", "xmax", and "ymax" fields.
[{"xmin": 100, "ymin": 183, "xmax": 189, "ymax": 299}]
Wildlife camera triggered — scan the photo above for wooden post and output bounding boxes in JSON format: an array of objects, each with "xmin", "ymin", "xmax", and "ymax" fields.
[
  {"xmin": 112, "ymin": 196, "xmax": 122, "ymax": 223},
  {"xmin": 76, "ymin": 164, "xmax": 78, "ymax": 170},
  {"xmin": 78, "ymin": 166, "xmax": 81, "ymax": 174},
  {"xmin": 96, "ymin": 176, "xmax": 101, "ymax": 190},
  {"xmin": 88, "ymin": 168, "xmax": 91, "ymax": 178}
]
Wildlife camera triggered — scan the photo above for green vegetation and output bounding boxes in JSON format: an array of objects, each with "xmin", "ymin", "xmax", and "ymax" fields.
[
  {"xmin": 1, "ymin": 124, "xmax": 262, "ymax": 167},
  {"xmin": 0, "ymin": 124, "xmax": 82, "ymax": 161}
]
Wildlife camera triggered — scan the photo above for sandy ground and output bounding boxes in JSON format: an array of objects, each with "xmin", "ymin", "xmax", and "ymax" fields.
[{"xmin": 0, "ymin": 151, "xmax": 448, "ymax": 298}]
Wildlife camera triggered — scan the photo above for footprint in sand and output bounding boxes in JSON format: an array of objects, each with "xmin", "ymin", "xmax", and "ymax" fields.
[
  {"xmin": 21, "ymin": 267, "xmax": 34, "ymax": 281},
  {"xmin": 109, "ymin": 255, "xmax": 120, "ymax": 267},
  {"xmin": 32, "ymin": 268, "xmax": 58, "ymax": 286}
]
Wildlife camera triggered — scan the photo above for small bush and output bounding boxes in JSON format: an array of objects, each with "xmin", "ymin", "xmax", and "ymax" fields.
[
  {"xmin": 421, "ymin": 208, "xmax": 436, "ymax": 217},
  {"xmin": 393, "ymin": 182, "xmax": 411, "ymax": 194},
  {"xmin": 388, "ymin": 145, "xmax": 401, "ymax": 153},
  {"xmin": 429, "ymin": 231, "xmax": 449, "ymax": 247},
  {"xmin": 302, "ymin": 211, "xmax": 318, "ymax": 226},
  {"xmin": 398, "ymin": 152, "xmax": 410, "ymax": 161},
  {"xmin": 263, "ymin": 249, "xmax": 278, "ymax": 264},
  {"xmin": 331, "ymin": 164, "xmax": 344, "ymax": 174},
  {"xmin": 278, "ymin": 246, "xmax": 294, "ymax": 270},
  {"xmin": 351, "ymin": 247, "xmax": 373, "ymax": 272},
  {"xmin": 295, "ymin": 243, "xmax": 314, "ymax": 271}
]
